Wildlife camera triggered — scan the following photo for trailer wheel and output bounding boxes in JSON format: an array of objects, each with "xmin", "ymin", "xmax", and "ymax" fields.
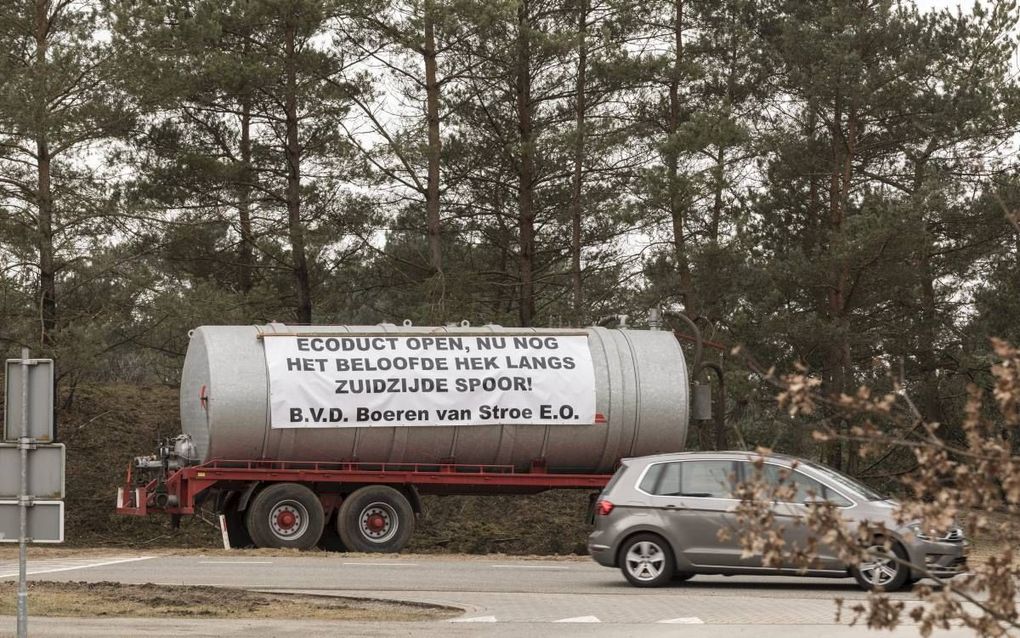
[
  {"xmin": 337, "ymin": 486, "xmax": 414, "ymax": 553},
  {"xmin": 246, "ymin": 483, "xmax": 324, "ymax": 550}
]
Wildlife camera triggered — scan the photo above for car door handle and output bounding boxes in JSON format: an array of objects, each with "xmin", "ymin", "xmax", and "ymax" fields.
[{"xmin": 664, "ymin": 504, "xmax": 677, "ymax": 509}]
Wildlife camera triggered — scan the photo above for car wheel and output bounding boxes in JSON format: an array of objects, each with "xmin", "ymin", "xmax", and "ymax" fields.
[
  {"xmin": 619, "ymin": 533, "xmax": 674, "ymax": 587},
  {"xmin": 673, "ymin": 571, "xmax": 694, "ymax": 582},
  {"xmin": 852, "ymin": 540, "xmax": 910, "ymax": 591}
]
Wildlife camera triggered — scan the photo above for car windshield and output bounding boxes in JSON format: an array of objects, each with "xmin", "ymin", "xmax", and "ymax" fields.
[{"xmin": 803, "ymin": 462, "xmax": 886, "ymax": 501}]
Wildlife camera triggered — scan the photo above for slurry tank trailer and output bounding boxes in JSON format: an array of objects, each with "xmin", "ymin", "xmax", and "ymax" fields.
[{"xmin": 117, "ymin": 318, "xmax": 694, "ymax": 552}]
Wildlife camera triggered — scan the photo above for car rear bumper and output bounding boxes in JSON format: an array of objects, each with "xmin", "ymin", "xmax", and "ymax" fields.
[{"xmin": 587, "ymin": 530, "xmax": 616, "ymax": 567}]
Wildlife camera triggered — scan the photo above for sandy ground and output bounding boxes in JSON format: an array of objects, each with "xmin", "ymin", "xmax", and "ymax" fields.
[{"xmin": 0, "ymin": 581, "xmax": 458, "ymax": 621}]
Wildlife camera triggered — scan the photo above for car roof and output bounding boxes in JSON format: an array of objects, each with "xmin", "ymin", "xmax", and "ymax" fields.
[{"xmin": 621, "ymin": 450, "xmax": 806, "ymax": 466}]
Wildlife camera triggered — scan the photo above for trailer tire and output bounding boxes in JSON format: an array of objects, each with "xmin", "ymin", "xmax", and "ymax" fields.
[
  {"xmin": 337, "ymin": 486, "xmax": 414, "ymax": 553},
  {"xmin": 246, "ymin": 483, "xmax": 324, "ymax": 550}
]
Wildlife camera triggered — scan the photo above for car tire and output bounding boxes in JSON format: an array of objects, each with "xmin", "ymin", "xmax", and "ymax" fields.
[
  {"xmin": 852, "ymin": 539, "xmax": 911, "ymax": 591},
  {"xmin": 337, "ymin": 485, "xmax": 415, "ymax": 553},
  {"xmin": 619, "ymin": 533, "xmax": 675, "ymax": 587},
  {"xmin": 245, "ymin": 483, "xmax": 325, "ymax": 550},
  {"xmin": 672, "ymin": 571, "xmax": 694, "ymax": 582}
]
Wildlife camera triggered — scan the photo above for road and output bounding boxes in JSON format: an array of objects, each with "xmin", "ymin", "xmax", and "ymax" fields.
[{"xmin": 0, "ymin": 552, "xmax": 996, "ymax": 637}]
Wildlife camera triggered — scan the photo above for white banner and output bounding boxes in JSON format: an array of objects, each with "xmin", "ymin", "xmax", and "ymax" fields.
[{"xmin": 264, "ymin": 334, "xmax": 596, "ymax": 428}]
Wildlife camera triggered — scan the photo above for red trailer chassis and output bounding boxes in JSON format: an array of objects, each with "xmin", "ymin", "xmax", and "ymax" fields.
[{"xmin": 117, "ymin": 458, "xmax": 613, "ymax": 518}]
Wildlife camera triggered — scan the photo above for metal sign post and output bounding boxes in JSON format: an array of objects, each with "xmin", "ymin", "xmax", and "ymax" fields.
[
  {"xmin": 18, "ymin": 348, "xmax": 29, "ymax": 638},
  {"xmin": 1, "ymin": 349, "xmax": 62, "ymax": 638}
]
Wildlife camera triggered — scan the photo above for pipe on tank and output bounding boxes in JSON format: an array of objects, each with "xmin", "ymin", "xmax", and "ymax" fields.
[{"xmin": 660, "ymin": 310, "xmax": 728, "ymax": 449}]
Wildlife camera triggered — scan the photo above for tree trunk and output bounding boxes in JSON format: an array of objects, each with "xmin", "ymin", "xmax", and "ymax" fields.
[
  {"xmin": 709, "ymin": 146, "xmax": 724, "ymax": 245},
  {"xmin": 569, "ymin": 0, "xmax": 589, "ymax": 323},
  {"xmin": 804, "ymin": 102, "xmax": 821, "ymax": 257},
  {"xmin": 907, "ymin": 151, "xmax": 944, "ymax": 426},
  {"xmin": 916, "ymin": 238, "xmax": 942, "ymax": 423},
  {"xmin": 284, "ymin": 21, "xmax": 312, "ymax": 324},
  {"xmin": 823, "ymin": 97, "xmax": 855, "ymax": 471},
  {"xmin": 515, "ymin": 1, "xmax": 536, "ymax": 327},
  {"xmin": 35, "ymin": 0, "xmax": 55, "ymax": 348},
  {"xmin": 237, "ymin": 97, "xmax": 254, "ymax": 294},
  {"xmin": 423, "ymin": 0, "xmax": 443, "ymax": 276},
  {"xmin": 666, "ymin": 0, "xmax": 696, "ymax": 316}
]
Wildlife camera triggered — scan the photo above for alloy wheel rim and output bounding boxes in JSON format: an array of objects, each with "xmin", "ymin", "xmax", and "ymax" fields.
[
  {"xmin": 859, "ymin": 545, "xmax": 899, "ymax": 586},
  {"xmin": 625, "ymin": 541, "xmax": 666, "ymax": 581}
]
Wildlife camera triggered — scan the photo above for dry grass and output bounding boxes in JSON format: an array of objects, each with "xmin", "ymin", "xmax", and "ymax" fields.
[{"xmin": 0, "ymin": 581, "xmax": 458, "ymax": 621}]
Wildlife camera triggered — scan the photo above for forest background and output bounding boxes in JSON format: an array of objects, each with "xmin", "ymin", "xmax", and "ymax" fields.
[{"xmin": 1, "ymin": 0, "xmax": 1020, "ymax": 545}]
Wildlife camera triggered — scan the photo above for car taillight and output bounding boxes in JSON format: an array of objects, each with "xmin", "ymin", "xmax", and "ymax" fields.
[{"xmin": 595, "ymin": 500, "xmax": 614, "ymax": 516}]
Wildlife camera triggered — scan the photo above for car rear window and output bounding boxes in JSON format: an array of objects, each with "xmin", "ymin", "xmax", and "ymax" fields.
[
  {"xmin": 601, "ymin": 464, "xmax": 627, "ymax": 496},
  {"xmin": 639, "ymin": 462, "xmax": 679, "ymax": 495}
]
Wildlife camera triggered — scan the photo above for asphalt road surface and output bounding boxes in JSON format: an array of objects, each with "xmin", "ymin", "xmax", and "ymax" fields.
[{"xmin": 0, "ymin": 552, "xmax": 1001, "ymax": 637}]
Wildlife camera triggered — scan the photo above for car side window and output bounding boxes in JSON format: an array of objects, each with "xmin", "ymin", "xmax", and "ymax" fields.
[
  {"xmin": 753, "ymin": 463, "xmax": 852, "ymax": 507},
  {"xmin": 818, "ymin": 481, "xmax": 852, "ymax": 507},
  {"xmin": 681, "ymin": 461, "xmax": 737, "ymax": 498}
]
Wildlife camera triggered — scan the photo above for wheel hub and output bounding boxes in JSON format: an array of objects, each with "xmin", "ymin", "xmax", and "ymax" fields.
[
  {"xmin": 359, "ymin": 502, "xmax": 398, "ymax": 542},
  {"xmin": 268, "ymin": 501, "xmax": 306, "ymax": 539},
  {"xmin": 277, "ymin": 510, "xmax": 297, "ymax": 529}
]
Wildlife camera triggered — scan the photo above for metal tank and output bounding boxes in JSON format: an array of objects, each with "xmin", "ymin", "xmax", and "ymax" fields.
[{"xmin": 179, "ymin": 324, "xmax": 689, "ymax": 473}]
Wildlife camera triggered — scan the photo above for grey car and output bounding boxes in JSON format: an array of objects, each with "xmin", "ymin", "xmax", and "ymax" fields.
[{"xmin": 587, "ymin": 451, "xmax": 968, "ymax": 590}]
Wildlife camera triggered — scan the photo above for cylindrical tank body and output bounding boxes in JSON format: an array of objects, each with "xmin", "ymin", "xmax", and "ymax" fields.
[{"xmin": 180, "ymin": 324, "xmax": 689, "ymax": 473}]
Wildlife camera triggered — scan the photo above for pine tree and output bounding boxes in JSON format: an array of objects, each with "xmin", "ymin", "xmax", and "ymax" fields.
[
  {"xmin": 112, "ymin": 0, "xmax": 373, "ymax": 324},
  {"xmin": 110, "ymin": 0, "xmax": 272, "ymax": 296},
  {"xmin": 742, "ymin": 0, "xmax": 1019, "ymax": 467},
  {"xmin": 0, "ymin": 0, "xmax": 131, "ymax": 352},
  {"xmin": 442, "ymin": 0, "xmax": 575, "ymax": 326},
  {"xmin": 337, "ymin": 0, "xmax": 491, "ymax": 322}
]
